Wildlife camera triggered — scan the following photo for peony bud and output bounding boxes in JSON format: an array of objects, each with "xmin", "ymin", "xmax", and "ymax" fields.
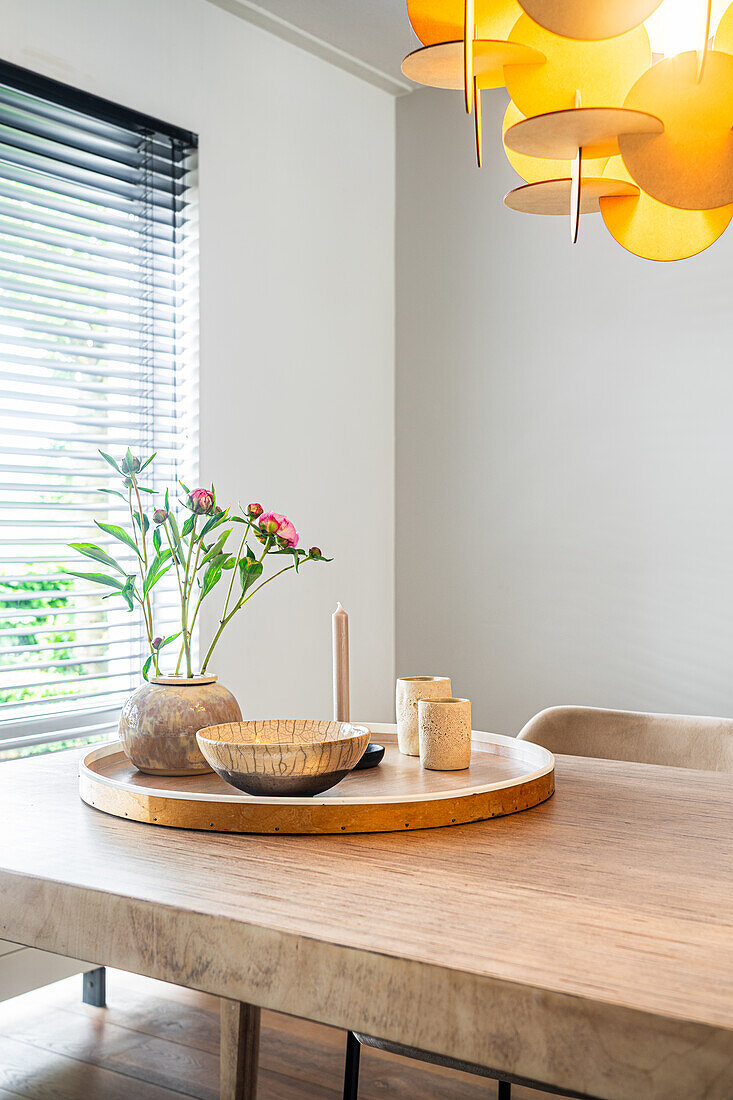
[
  {"xmin": 153, "ymin": 509, "xmax": 168, "ymax": 525},
  {"xmin": 259, "ymin": 513, "xmax": 280, "ymax": 536},
  {"xmin": 151, "ymin": 636, "xmax": 163, "ymax": 650},
  {"xmin": 247, "ymin": 502, "xmax": 264, "ymax": 519},
  {"xmin": 188, "ymin": 488, "xmax": 216, "ymax": 515},
  {"xmin": 308, "ymin": 546, "xmax": 322, "ymax": 559},
  {"xmin": 121, "ymin": 454, "xmax": 141, "ymax": 475}
]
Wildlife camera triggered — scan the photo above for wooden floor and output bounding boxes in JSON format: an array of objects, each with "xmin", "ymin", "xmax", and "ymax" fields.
[{"xmin": 0, "ymin": 969, "xmax": 559, "ymax": 1098}]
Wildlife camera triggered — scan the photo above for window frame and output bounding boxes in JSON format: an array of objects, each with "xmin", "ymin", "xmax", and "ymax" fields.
[{"xmin": 0, "ymin": 58, "xmax": 199, "ymax": 758}]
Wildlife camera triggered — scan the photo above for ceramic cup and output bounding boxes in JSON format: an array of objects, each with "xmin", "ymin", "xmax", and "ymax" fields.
[
  {"xmin": 418, "ymin": 698, "xmax": 472, "ymax": 771},
  {"xmin": 395, "ymin": 676, "xmax": 452, "ymax": 756}
]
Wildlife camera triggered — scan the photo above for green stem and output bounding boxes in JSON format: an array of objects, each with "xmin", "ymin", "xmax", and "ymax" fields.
[
  {"xmin": 200, "ymin": 556, "xmax": 293, "ymax": 674},
  {"xmin": 164, "ymin": 525, "xmax": 184, "ymax": 598},
  {"xmin": 131, "ymin": 477, "xmax": 156, "ymax": 662},
  {"xmin": 216, "ymin": 517, "xmax": 254, "ymax": 629},
  {"xmin": 200, "ymin": 531, "xmax": 267, "ymax": 673},
  {"xmin": 163, "ymin": 525, "xmax": 187, "ymax": 675},
  {"xmin": 178, "ymin": 515, "xmax": 198, "ymax": 678},
  {"xmin": 128, "ymin": 489, "xmax": 155, "ymax": 661}
]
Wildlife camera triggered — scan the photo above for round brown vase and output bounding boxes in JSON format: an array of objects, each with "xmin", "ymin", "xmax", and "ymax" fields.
[{"xmin": 118, "ymin": 675, "xmax": 242, "ymax": 776}]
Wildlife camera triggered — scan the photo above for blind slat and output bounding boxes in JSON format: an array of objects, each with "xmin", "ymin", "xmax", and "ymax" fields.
[
  {"xmin": 0, "ymin": 370, "xmax": 178, "ymax": 396},
  {"xmin": 0, "ymin": 180, "xmax": 178, "ymax": 241},
  {"xmin": 0, "ymin": 295, "xmax": 179, "ymax": 336},
  {"xmin": 0, "ymin": 234, "xmax": 180, "ymax": 290},
  {"xmin": 0, "ymin": 159, "xmax": 187, "ymax": 224},
  {"xmin": 0, "ymin": 217, "xmax": 178, "ymax": 272},
  {"xmin": 0, "ymin": 333, "xmax": 176, "ymax": 367},
  {"xmin": 0, "ymin": 311, "xmax": 178, "ymax": 348},
  {"xmin": 0, "ymin": 197, "xmax": 179, "ymax": 256},
  {"xmin": 0, "ymin": 271, "xmax": 181, "ymax": 318}
]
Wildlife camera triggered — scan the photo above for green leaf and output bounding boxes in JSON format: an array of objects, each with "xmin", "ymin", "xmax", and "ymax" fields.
[
  {"xmin": 69, "ymin": 542, "xmax": 126, "ymax": 576},
  {"xmin": 65, "ymin": 570, "xmax": 126, "ymax": 591},
  {"xmin": 97, "ymin": 487, "xmax": 128, "ymax": 503},
  {"xmin": 238, "ymin": 558, "xmax": 263, "ymax": 594},
  {"xmin": 201, "ymin": 563, "xmax": 223, "ymax": 597},
  {"xmin": 182, "ymin": 515, "xmax": 196, "ymax": 538},
  {"xmin": 153, "ymin": 527, "xmax": 162, "ymax": 554},
  {"xmin": 143, "ymin": 559, "xmax": 172, "ymax": 596},
  {"xmin": 222, "ymin": 557, "xmax": 235, "ymax": 570},
  {"xmin": 142, "ymin": 653, "xmax": 155, "ymax": 682},
  {"xmin": 133, "ymin": 512, "xmax": 150, "ymax": 535},
  {"xmin": 95, "ymin": 521, "xmax": 142, "ymax": 559},
  {"xmin": 200, "ymin": 508, "xmax": 229, "ymax": 538},
  {"xmin": 199, "ymin": 531, "xmax": 231, "ymax": 568},
  {"xmin": 139, "ymin": 452, "xmax": 157, "ymax": 472},
  {"xmin": 137, "ymin": 486, "xmax": 156, "ymax": 495},
  {"xmin": 98, "ymin": 449, "xmax": 123, "ymax": 475},
  {"xmin": 201, "ymin": 552, "xmax": 227, "ymax": 575},
  {"xmin": 121, "ymin": 575, "xmax": 136, "ymax": 611},
  {"xmin": 179, "ymin": 481, "xmax": 191, "ymax": 495},
  {"xmin": 168, "ymin": 510, "xmax": 186, "ymax": 566}
]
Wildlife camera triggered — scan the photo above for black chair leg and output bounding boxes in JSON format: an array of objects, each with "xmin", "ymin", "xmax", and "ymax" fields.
[
  {"xmin": 82, "ymin": 966, "xmax": 106, "ymax": 1007},
  {"xmin": 498, "ymin": 1081, "xmax": 511, "ymax": 1100},
  {"xmin": 343, "ymin": 1031, "xmax": 361, "ymax": 1100}
]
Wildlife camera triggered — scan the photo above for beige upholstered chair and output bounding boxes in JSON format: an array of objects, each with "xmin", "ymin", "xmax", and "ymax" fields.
[
  {"xmin": 517, "ymin": 705, "xmax": 733, "ymax": 772},
  {"xmin": 343, "ymin": 704, "xmax": 733, "ymax": 1100}
]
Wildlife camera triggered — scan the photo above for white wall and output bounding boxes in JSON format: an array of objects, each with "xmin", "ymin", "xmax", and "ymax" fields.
[
  {"xmin": 397, "ymin": 87, "xmax": 733, "ymax": 736},
  {"xmin": 0, "ymin": 0, "xmax": 396, "ymax": 721}
]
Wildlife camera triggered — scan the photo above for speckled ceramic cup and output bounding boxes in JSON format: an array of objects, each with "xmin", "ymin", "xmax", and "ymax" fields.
[
  {"xmin": 418, "ymin": 698, "xmax": 472, "ymax": 771},
  {"xmin": 395, "ymin": 676, "xmax": 452, "ymax": 756}
]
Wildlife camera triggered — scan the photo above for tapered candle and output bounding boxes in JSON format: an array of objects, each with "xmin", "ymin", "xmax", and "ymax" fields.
[{"xmin": 332, "ymin": 602, "xmax": 350, "ymax": 722}]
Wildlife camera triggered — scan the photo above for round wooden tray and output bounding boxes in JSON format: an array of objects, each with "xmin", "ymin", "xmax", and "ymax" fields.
[{"xmin": 79, "ymin": 725, "xmax": 555, "ymax": 835}]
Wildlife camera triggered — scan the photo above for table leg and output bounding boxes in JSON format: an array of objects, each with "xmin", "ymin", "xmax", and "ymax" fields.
[
  {"xmin": 82, "ymin": 966, "xmax": 106, "ymax": 1007},
  {"xmin": 220, "ymin": 999, "xmax": 260, "ymax": 1100}
]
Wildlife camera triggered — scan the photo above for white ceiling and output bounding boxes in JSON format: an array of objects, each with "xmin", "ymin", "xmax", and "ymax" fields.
[{"xmin": 208, "ymin": 0, "xmax": 419, "ymax": 92}]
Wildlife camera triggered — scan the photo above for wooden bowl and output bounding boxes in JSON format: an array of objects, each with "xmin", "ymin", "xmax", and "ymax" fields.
[{"xmin": 195, "ymin": 720, "xmax": 370, "ymax": 797}]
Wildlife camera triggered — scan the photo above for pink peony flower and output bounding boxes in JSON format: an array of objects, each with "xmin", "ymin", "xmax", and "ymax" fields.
[
  {"xmin": 247, "ymin": 502, "xmax": 264, "ymax": 519},
  {"xmin": 188, "ymin": 488, "xmax": 215, "ymax": 515},
  {"xmin": 259, "ymin": 511, "xmax": 299, "ymax": 548},
  {"xmin": 153, "ymin": 508, "xmax": 168, "ymax": 525}
]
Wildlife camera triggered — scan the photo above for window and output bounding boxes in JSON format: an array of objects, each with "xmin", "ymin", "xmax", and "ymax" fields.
[{"xmin": 0, "ymin": 61, "xmax": 198, "ymax": 758}]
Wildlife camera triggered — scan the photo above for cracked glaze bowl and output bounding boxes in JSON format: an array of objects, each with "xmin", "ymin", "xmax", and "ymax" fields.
[{"xmin": 195, "ymin": 719, "xmax": 370, "ymax": 797}]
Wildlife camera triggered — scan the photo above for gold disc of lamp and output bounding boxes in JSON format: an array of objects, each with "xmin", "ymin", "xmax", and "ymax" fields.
[{"xmin": 400, "ymin": 0, "xmax": 733, "ymax": 261}]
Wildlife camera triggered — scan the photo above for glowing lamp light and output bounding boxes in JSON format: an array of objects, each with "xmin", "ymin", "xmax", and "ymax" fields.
[{"xmin": 645, "ymin": 0, "xmax": 727, "ymax": 58}]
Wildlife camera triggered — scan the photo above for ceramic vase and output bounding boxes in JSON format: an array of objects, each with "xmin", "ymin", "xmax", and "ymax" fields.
[
  {"xmin": 418, "ymin": 697, "xmax": 472, "ymax": 771},
  {"xmin": 118, "ymin": 675, "xmax": 242, "ymax": 776},
  {"xmin": 395, "ymin": 676, "xmax": 452, "ymax": 756}
]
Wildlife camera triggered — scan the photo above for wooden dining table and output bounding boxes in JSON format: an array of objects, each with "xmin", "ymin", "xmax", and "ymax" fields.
[{"xmin": 0, "ymin": 722, "xmax": 731, "ymax": 1100}]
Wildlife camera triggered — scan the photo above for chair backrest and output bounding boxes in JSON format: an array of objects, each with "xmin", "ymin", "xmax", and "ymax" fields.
[{"xmin": 516, "ymin": 705, "xmax": 733, "ymax": 772}]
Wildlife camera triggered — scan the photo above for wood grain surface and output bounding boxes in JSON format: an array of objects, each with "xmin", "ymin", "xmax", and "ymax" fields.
[
  {"xmin": 1, "ymin": 725, "xmax": 732, "ymax": 1099},
  {"xmin": 79, "ymin": 731, "xmax": 554, "ymax": 834}
]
